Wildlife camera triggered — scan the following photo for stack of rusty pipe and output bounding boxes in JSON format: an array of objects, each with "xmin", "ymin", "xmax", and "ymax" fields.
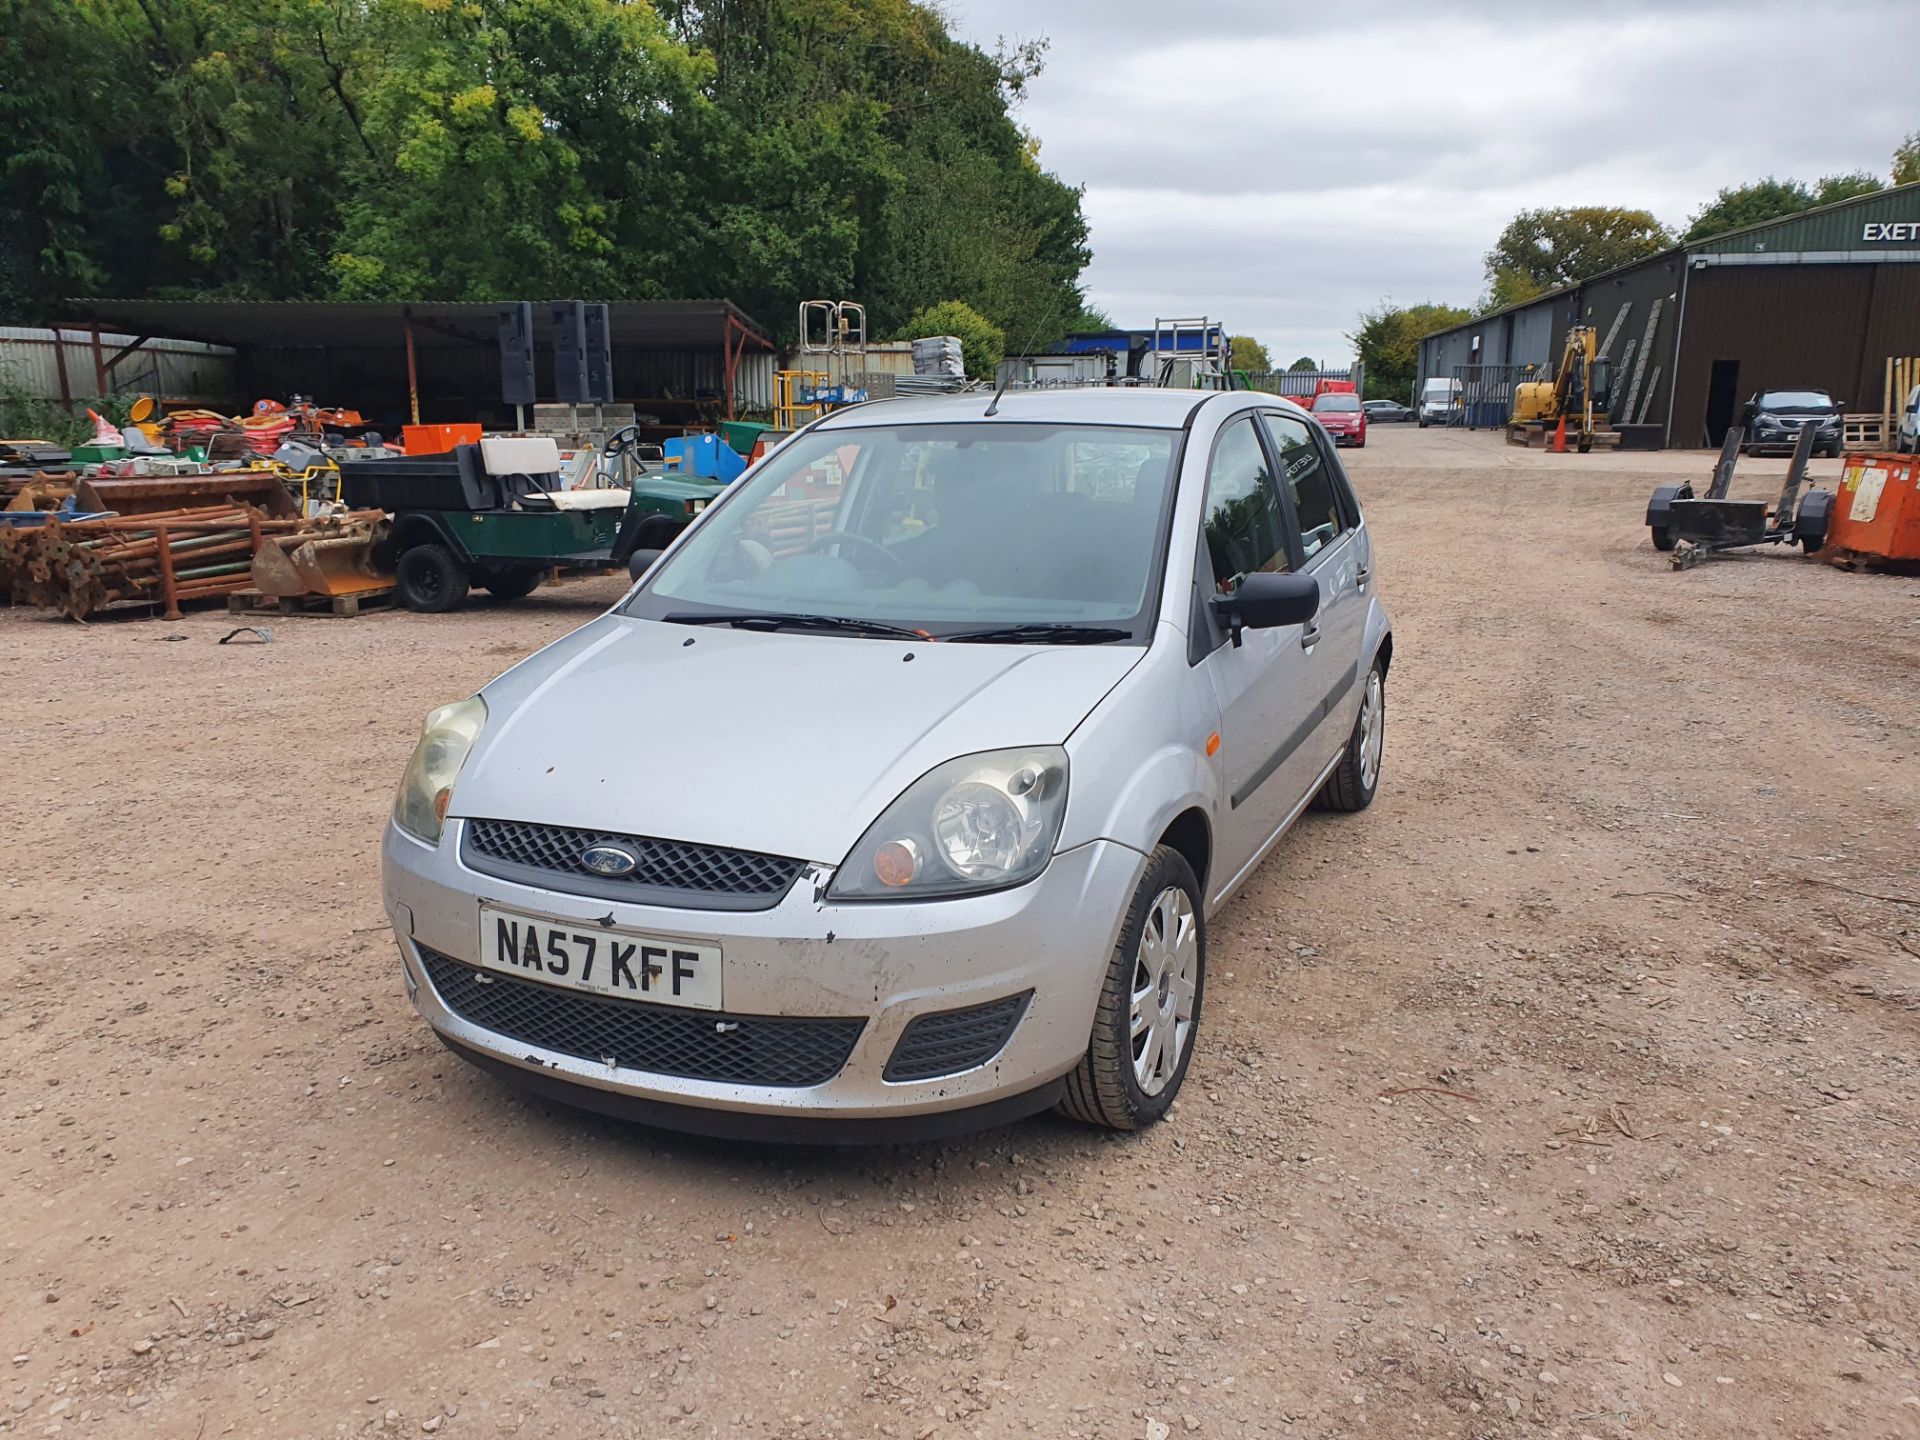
[{"xmin": 0, "ymin": 507, "xmax": 385, "ymax": 620}]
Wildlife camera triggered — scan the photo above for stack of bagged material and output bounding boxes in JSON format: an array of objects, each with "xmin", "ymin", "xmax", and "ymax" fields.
[{"xmin": 912, "ymin": 336, "xmax": 965, "ymax": 379}]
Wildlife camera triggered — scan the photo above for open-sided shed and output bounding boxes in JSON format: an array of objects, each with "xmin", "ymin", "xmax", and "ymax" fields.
[{"xmin": 58, "ymin": 299, "xmax": 776, "ymax": 431}]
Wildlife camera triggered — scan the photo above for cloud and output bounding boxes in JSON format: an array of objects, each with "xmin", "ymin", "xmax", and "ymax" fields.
[{"xmin": 946, "ymin": 0, "xmax": 1920, "ymax": 361}]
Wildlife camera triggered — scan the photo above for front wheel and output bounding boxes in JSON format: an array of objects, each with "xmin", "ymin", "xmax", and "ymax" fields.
[
  {"xmin": 395, "ymin": 543, "xmax": 470, "ymax": 613},
  {"xmin": 1315, "ymin": 659, "xmax": 1385, "ymax": 812},
  {"xmin": 1059, "ymin": 847, "xmax": 1204, "ymax": 1132}
]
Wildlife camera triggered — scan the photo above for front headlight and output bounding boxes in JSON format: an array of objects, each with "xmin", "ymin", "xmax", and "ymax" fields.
[
  {"xmin": 392, "ymin": 695, "xmax": 488, "ymax": 844},
  {"xmin": 830, "ymin": 747, "xmax": 1069, "ymax": 900}
]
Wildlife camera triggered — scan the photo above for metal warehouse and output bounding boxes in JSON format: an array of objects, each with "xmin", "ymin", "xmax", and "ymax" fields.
[{"xmin": 1417, "ymin": 182, "xmax": 1920, "ymax": 449}]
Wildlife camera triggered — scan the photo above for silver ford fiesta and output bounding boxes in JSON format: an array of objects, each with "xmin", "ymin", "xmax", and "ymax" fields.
[{"xmin": 382, "ymin": 387, "xmax": 1392, "ymax": 1140}]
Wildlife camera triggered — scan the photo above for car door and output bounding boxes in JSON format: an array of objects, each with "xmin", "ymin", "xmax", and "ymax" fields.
[
  {"xmin": 1260, "ymin": 409, "xmax": 1370, "ymax": 771},
  {"xmin": 1192, "ymin": 413, "xmax": 1323, "ymax": 890}
]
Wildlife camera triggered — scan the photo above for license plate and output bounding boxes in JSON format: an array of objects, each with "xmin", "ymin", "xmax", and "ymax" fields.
[{"xmin": 478, "ymin": 905, "xmax": 722, "ymax": 1011}]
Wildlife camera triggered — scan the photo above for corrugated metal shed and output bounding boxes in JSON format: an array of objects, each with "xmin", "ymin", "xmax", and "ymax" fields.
[
  {"xmin": 0, "ymin": 327, "xmax": 236, "ymax": 404},
  {"xmin": 1416, "ymin": 180, "xmax": 1920, "ymax": 446},
  {"xmin": 51, "ymin": 298, "xmax": 777, "ymax": 424}
]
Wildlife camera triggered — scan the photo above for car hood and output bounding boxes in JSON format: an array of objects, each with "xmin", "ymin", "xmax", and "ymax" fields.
[{"xmin": 450, "ymin": 615, "xmax": 1144, "ymax": 864}]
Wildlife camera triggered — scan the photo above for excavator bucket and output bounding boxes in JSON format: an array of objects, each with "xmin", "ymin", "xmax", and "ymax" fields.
[{"xmin": 250, "ymin": 520, "xmax": 392, "ymax": 598}]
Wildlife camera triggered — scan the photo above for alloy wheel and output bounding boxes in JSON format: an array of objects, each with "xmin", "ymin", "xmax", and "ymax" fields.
[
  {"xmin": 1358, "ymin": 669, "xmax": 1384, "ymax": 790},
  {"xmin": 1129, "ymin": 886, "xmax": 1198, "ymax": 1096}
]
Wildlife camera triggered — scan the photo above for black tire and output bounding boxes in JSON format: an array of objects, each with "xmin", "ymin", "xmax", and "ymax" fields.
[
  {"xmin": 395, "ymin": 543, "xmax": 470, "ymax": 613},
  {"xmin": 1796, "ymin": 487, "xmax": 1833, "ymax": 554},
  {"xmin": 480, "ymin": 567, "xmax": 543, "ymax": 601},
  {"xmin": 1059, "ymin": 846, "xmax": 1205, "ymax": 1132},
  {"xmin": 1647, "ymin": 484, "xmax": 1683, "ymax": 551},
  {"xmin": 1825, "ymin": 440, "xmax": 1843, "ymax": 460},
  {"xmin": 1315, "ymin": 659, "xmax": 1385, "ymax": 812}
]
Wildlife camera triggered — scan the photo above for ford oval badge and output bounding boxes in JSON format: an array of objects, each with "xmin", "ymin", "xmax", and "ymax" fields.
[{"xmin": 581, "ymin": 844, "xmax": 638, "ymax": 877}]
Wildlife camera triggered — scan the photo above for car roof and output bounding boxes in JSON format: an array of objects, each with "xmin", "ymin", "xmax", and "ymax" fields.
[{"xmin": 814, "ymin": 387, "xmax": 1293, "ymax": 432}]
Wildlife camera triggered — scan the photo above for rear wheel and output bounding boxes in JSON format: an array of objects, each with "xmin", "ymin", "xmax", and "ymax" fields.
[
  {"xmin": 395, "ymin": 543, "xmax": 469, "ymax": 613},
  {"xmin": 480, "ymin": 567, "xmax": 543, "ymax": 601},
  {"xmin": 1315, "ymin": 660, "xmax": 1385, "ymax": 812},
  {"xmin": 1059, "ymin": 847, "xmax": 1204, "ymax": 1132}
]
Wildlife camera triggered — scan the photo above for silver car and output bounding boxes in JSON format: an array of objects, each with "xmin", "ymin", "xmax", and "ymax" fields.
[{"xmin": 383, "ymin": 388, "xmax": 1392, "ymax": 1140}]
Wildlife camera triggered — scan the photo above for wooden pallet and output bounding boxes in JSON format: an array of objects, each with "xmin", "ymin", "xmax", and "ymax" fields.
[{"xmin": 226, "ymin": 586, "xmax": 396, "ymax": 619}]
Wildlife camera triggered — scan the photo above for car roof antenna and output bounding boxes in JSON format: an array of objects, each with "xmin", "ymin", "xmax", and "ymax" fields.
[{"xmin": 983, "ymin": 377, "xmax": 1010, "ymax": 417}]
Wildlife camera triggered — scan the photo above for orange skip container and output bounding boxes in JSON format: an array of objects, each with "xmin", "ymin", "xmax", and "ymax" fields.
[{"xmin": 1827, "ymin": 454, "xmax": 1920, "ymax": 567}]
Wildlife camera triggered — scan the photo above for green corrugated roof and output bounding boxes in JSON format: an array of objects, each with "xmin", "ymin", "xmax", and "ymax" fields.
[{"xmin": 1689, "ymin": 181, "xmax": 1920, "ymax": 254}]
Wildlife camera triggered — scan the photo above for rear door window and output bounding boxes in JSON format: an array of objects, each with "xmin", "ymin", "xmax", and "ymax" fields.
[{"xmin": 1261, "ymin": 411, "xmax": 1349, "ymax": 562}]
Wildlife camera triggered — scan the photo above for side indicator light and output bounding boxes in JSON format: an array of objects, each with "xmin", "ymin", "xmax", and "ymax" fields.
[{"xmin": 1205, "ymin": 731, "xmax": 1221, "ymax": 757}]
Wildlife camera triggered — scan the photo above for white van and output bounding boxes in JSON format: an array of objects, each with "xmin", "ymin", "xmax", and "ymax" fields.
[{"xmin": 1417, "ymin": 377, "xmax": 1460, "ymax": 428}]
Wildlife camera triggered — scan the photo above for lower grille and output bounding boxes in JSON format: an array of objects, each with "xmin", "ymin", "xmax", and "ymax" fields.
[
  {"xmin": 884, "ymin": 992, "xmax": 1032, "ymax": 1082},
  {"xmin": 420, "ymin": 949, "xmax": 863, "ymax": 1088}
]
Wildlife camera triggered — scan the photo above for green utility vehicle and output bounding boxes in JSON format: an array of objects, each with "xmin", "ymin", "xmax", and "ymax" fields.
[{"xmin": 339, "ymin": 436, "xmax": 721, "ymax": 612}]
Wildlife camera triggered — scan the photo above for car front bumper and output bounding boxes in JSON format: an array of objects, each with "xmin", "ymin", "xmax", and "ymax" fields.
[{"xmin": 382, "ymin": 820, "xmax": 1146, "ymax": 1131}]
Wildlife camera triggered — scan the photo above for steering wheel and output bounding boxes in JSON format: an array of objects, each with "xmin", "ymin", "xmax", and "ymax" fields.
[
  {"xmin": 604, "ymin": 425, "xmax": 643, "ymax": 458},
  {"xmin": 803, "ymin": 530, "xmax": 910, "ymax": 583}
]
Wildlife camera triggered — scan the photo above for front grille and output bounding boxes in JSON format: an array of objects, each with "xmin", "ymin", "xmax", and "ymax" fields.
[
  {"xmin": 463, "ymin": 818, "xmax": 804, "ymax": 910},
  {"xmin": 420, "ymin": 949, "xmax": 863, "ymax": 1087},
  {"xmin": 884, "ymin": 992, "xmax": 1032, "ymax": 1082}
]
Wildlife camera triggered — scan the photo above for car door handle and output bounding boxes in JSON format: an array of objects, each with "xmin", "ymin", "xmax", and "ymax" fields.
[
  {"xmin": 1355, "ymin": 564, "xmax": 1370, "ymax": 588},
  {"xmin": 1300, "ymin": 622, "xmax": 1321, "ymax": 649}
]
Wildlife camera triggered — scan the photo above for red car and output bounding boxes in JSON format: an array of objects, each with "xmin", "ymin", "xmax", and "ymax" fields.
[{"xmin": 1311, "ymin": 391, "xmax": 1367, "ymax": 448}]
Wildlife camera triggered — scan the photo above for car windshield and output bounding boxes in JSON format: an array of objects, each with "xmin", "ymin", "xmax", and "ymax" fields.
[
  {"xmin": 1313, "ymin": 394, "xmax": 1361, "ymax": 413},
  {"xmin": 622, "ymin": 421, "xmax": 1179, "ymax": 639},
  {"xmin": 1758, "ymin": 391, "xmax": 1834, "ymax": 411}
]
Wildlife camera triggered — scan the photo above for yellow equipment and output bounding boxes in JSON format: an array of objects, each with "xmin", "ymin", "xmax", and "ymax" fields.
[{"xmin": 1507, "ymin": 325, "xmax": 1617, "ymax": 451}]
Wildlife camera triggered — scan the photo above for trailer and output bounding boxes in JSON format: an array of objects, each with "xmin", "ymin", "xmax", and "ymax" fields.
[{"xmin": 1645, "ymin": 421, "xmax": 1833, "ymax": 568}]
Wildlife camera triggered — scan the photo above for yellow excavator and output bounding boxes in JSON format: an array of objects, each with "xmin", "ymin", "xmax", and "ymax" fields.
[{"xmin": 1507, "ymin": 325, "xmax": 1617, "ymax": 451}]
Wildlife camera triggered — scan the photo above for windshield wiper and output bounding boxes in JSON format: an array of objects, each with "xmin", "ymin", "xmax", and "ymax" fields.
[
  {"xmin": 943, "ymin": 624, "xmax": 1132, "ymax": 645},
  {"xmin": 661, "ymin": 610, "xmax": 929, "ymax": 641}
]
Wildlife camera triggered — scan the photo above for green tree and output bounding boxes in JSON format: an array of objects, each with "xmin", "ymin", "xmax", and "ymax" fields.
[
  {"xmin": 1228, "ymin": 336, "xmax": 1270, "ymax": 373},
  {"xmin": 1484, "ymin": 207, "xmax": 1672, "ymax": 298},
  {"xmin": 901, "ymin": 299, "xmax": 1003, "ymax": 380},
  {"xmin": 1067, "ymin": 301, "xmax": 1114, "ymax": 333},
  {"xmin": 1684, "ymin": 173, "xmax": 1885, "ymax": 242},
  {"xmin": 331, "ymin": 0, "xmax": 711, "ymax": 300},
  {"xmin": 1288, "ymin": 356, "xmax": 1318, "ymax": 372},
  {"xmin": 1483, "ymin": 266, "xmax": 1545, "ymax": 311},
  {"xmin": 657, "ymin": 1, "xmax": 1088, "ymax": 346},
  {"xmin": 1348, "ymin": 301, "xmax": 1473, "ymax": 405},
  {"xmin": 1897, "ymin": 131, "xmax": 1920, "ymax": 185}
]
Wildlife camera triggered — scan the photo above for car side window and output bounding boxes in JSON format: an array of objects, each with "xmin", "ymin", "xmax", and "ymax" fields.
[
  {"xmin": 1200, "ymin": 416, "xmax": 1290, "ymax": 594},
  {"xmin": 1263, "ymin": 411, "xmax": 1347, "ymax": 562}
]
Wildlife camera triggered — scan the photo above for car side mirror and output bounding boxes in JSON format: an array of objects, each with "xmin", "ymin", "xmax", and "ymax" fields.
[
  {"xmin": 626, "ymin": 547, "xmax": 664, "ymax": 582},
  {"xmin": 1210, "ymin": 571, "xmax": 1319, "ymax": 646}
]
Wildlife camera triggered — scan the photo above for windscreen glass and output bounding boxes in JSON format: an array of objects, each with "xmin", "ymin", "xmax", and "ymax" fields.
[
  {"xmin": 1758, "ymin": 391, "xmax": 1834, "ymax": 411},
  {"xmin": 624, "ymin": 423, "xmax": 1179, "ymax": 637}
]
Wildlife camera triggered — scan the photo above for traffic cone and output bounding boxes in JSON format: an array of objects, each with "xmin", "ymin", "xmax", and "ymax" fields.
[{"xmin": 1552, "ymin": 415, "xmax": 1567, "ymax": 453}]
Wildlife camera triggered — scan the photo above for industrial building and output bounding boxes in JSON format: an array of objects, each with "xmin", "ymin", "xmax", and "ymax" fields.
[{"xmin": 1417, "ymin": 182, "xmax": 1920, "ymax": 448}]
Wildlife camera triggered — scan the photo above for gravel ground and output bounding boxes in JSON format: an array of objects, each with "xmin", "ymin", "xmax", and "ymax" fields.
[{"xmin": 4, "ymin": 425, "xmax": 1917, "ymax": 1440}]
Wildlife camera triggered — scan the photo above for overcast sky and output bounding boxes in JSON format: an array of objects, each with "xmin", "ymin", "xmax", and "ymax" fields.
[{"xmin": 946, "ymin": 0, "xmax": 1919, "ymax": 364}]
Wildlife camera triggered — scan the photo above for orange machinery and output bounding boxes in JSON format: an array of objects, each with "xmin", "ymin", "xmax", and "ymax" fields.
[{"xmin": 1825, "ymin": 453, "xmax": 1920, "ymax": 568}]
